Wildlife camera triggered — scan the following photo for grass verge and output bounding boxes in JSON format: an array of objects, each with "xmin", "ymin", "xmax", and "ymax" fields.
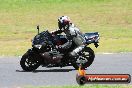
[
  {"xmin": 0, "ymin": 0, "xmax": 132, "ymax": 56},
  {"xmin": 24, "ymin": 85, "xmax": 132, "ymax": 88}
]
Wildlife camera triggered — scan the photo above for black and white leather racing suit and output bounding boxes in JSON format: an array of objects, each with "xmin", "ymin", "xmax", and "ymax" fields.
[{"xmin": 53, "ymin": 23, "xmax": 86, "ymax": 57}]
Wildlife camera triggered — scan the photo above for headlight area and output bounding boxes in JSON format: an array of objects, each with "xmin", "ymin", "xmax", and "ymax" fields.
[{"xmin": 33, "ymin": 45, "xmax": 42, "ymax": 49}]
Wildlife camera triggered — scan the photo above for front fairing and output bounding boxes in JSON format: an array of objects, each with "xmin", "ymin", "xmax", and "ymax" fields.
[
  {"xmin": 32, "ymin": 30, "xmax": 52, "ymax": 50},
  {"xmin": 32, "ymin": 31, "xmax": 50, "ymax": 45}
]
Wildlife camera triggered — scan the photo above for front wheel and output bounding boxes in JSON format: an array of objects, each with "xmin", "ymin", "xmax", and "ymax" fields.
[
  {"xmin": 72, "ymin": 47, "xmax": 95, "ymax": 70},
  {"xmin": 20, "ymin": 52, "xmax": 40, "ymax": 71}
]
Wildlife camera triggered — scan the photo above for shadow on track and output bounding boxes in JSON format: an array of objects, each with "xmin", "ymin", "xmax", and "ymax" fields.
[{"xmin": 16, "ymin": 68, "xmax": 75, "ymax": 73}]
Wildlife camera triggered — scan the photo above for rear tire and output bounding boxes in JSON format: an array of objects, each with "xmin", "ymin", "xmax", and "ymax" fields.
[
  {"xmin": 72, "ymin": 47, "xmax": 95, "ymax": 70},
  {"xmin": 20, "ymin": 52, "xmax": 40, "ymax": 71}
]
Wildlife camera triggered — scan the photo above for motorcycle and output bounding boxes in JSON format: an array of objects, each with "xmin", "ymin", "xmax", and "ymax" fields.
[{"xmin": 20, "ymin": 26, "xmax": 100, "ymax": 71}]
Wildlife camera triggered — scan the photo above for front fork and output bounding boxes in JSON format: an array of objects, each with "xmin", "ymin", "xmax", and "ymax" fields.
[{"xmin": 27, "ymin": 48, "xmax": 43, "ymax": 64}]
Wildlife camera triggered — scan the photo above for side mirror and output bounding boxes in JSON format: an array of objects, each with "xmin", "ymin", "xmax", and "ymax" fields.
[{"xmin": 37, "ymin": 25, "xmax": 39, "ymax": 34}]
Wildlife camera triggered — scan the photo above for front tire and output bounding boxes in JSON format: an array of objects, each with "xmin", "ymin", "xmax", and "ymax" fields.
[
  {"xmin": 72, "ymin": 47, "xmax": 95, "ymax": 70},
  {"xmin": 20, "ymin": 52, "xmax": 40, "ymax": 71}
]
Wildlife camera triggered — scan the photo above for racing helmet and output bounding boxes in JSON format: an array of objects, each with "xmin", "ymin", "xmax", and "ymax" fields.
[{"xmin": 58, "ymin": 16, "xmax": 71, "ymax": 30}]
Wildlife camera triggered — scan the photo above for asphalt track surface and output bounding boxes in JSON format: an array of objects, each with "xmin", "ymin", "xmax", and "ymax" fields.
[{"xmin": 0, "ymin": 53, "xmax": 132, "ymax": 87}]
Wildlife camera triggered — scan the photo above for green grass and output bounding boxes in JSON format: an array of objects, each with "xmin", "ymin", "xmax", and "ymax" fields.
[
  {"xmin": 25, "ymin": 85, "xmax": 132, "ymax": 88},
  {"xmin": 0, "ymin": 0, "xmax": 132, "ymax": 56}
]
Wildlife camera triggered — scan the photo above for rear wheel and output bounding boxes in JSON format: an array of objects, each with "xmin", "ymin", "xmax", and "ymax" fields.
[
  {"xmin": 72, "ymin": 47, "xmax": 95, "ymax": 70},
  {"xmin": 20, "ymin": 52, "xmax": 40, "ymax": 71}
]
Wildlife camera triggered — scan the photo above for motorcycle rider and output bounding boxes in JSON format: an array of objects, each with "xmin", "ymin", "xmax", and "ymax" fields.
[{"xmin": 52, "ymin": 16, "xmax": 86, "ymax": 57}]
